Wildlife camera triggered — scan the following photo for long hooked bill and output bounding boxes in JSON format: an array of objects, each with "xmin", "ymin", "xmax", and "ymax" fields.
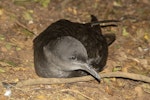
[{"xmin": 79, "ymin": 63, "xmax": 101, "ymax": 82}]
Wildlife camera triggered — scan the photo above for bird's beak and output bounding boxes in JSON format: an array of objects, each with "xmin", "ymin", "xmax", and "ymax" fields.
[
  {"xmin": 73, "ymin": 62, "xmax": 100, "ymax": 81},
  {"xmin": 82, "ymin": 63, "xmax": 100, "ymax": 82}
]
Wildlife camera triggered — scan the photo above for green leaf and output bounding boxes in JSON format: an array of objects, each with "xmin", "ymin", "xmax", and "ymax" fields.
[
  {"xmin": 103, "ymin": 78, "xmax": 111, "ymax": 84},
  {"xmin": 0, "ymin": 68, "xmax": 5, "ymax": 73},
  {"xmin": 5, "ymin": 43, "xmax": 12, "ymax": 50},
  {"xmin": 13, "ymin": 0, "xmax": 29, "ymax": 5},
  {"xmin": 6, "ymin": 61, "xmax": 17, "ymax": 67},
  {"xmin": 34, "ymin": 0, "xmax": 50, "ymax": 8},
  {"xmin": 112, "ymin": 66, "xmax": 122, "ymax": 72},
  {"xmin": 0, "ymin": 34, "xmax": 5, "ymax": 41},
  {"xmin": 122, "ymin": 28, "xmax": 129, "ymax": 37},
  {"xmin": 23, "ymin": 10, "xmax": 33, "ymax": 21},
  {"xmin": 16, "ymin": 47, "xmax": 21, "ymax": 51},
  {"xmin": 21, "ymin": 28, "xmax": 33, "ymax": 37},
  {"xmin": 41, "ymin": 0, "xmax": 50, "ymax": 8}
]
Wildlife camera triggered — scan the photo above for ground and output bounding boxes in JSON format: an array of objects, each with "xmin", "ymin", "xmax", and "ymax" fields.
[{"xmin": 0, "ymin": 0, "xmax": 150, "ymax": 100}]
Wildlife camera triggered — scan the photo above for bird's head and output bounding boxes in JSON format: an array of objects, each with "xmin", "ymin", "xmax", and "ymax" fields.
[{"xmin": 43, "ymin": 36, "xmax": 100, "ymax": 81}]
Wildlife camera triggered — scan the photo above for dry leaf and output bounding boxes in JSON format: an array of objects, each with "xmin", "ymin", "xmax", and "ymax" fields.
[
  {"xmin": 36, "ymin": 95, "xmax": 47, "ymax": 100},
  {"xmin": 0, "ymin": 8, "xmax": 4, "ymax": 16},
  {"xmin": 105, "ymin": 86, "xmax": 113, "ymax": 96},
  {"xmin": 135, "ymin": 86, "xmax": 143, "ymax": 97}
]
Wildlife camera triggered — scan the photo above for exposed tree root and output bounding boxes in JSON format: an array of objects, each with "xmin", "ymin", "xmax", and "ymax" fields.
[{"xmin": 12, "ymin": 72, "xmax": 150, "ymax": 87}]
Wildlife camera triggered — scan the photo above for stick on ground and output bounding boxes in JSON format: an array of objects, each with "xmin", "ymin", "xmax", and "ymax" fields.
[{"xmin": 13, "ymin": 72, "xmax": 150, "ymax": 87}]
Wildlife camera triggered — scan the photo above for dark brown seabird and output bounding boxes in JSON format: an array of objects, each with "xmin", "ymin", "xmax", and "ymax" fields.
[{"xmin": 33, "ymin": 15, "xmax": 117, "ymax": 81}]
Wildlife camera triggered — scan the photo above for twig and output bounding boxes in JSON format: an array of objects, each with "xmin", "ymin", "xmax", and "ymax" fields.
[
  {"xmin": 15, "ymin": 21, "xmax": 37, "ymax": 35},
  {"xmin": 13, "ymin": 72, "xmax": 150, "ymax": 87}
]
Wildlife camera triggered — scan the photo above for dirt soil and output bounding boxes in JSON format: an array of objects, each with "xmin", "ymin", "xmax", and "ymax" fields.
[{"xmin": 0, "ymin": 0, "xmax": 150, "ymax": 100}]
